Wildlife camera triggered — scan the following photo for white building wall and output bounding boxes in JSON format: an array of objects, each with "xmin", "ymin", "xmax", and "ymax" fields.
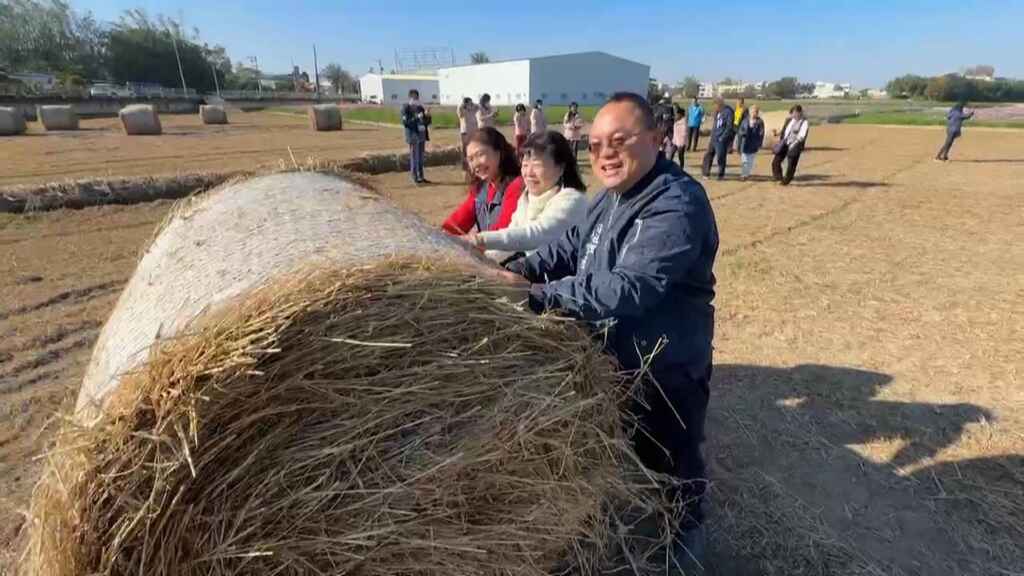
[
  {"xmin": 359, "ymin": 75, "xmax": 440, "ymax": 104},
  {"xmin": 529, "ymin": 52, "xmax": 649, "ymax": 106},
  {"xmin": 438, "ymin": 61, "xmax": 531, "ymax": 106}
]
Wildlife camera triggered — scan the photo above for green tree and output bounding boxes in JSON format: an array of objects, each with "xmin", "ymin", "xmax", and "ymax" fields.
[
  {"xmin": 106, "ymin": 10, "xmax": 221, "ymax": 92},
  {"xmin": 469, "ymin": 51, "xmax": 490, "ymax": 64},
  {"xmin": 0, "ymin": 0, "xmax": 107, "ymax": 79},
  {"xmin": 321, "ymin": 62, "xmax": 356, "ymax": 94},
  {"xmin": 681, "ymin": 76, "xmax": 700, "ymax": 98},
  {"xmin": 885, "ymin": 74, "xmax": 929, "ymax": 99},
  {"xmin": 766, "ymin": 76, "xmax": 799, "ymax": 99}
]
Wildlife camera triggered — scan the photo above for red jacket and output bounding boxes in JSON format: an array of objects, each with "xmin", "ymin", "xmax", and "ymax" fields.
[{"xmin": 442, "ymin": 176, "xmax": 524, "ymax": 235}]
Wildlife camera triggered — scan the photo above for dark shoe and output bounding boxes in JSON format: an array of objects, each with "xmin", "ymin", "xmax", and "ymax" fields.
[
  {"xmin": 672, "ymin": 523, "xmax": 707, "ymax": 575},
  {"xmin": 418, "ymin": 178, "xmax": 432, "ymax": 184},
  {"xmin": 716, "ymin": 175, "xmax": 725, "ymax": 181}
]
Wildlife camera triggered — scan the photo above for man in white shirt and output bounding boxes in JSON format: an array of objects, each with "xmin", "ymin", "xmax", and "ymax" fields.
[{"xmin": 771, "ymin": 104, "xmax": 809, "ymax": 185}]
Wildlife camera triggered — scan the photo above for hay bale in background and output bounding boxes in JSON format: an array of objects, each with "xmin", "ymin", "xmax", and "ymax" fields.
[
  {"xmin": 199, "ymin": 104, "xmax": 228, "ymax": 125},
  {"xmin": 0, "ymin": 107, "xmax": 27, "ymax": 136},
  {"xmin": 309, "ymin": 103, "xmax": 342, "ymax": 131},
  {"xmin": 37, "ymin": 105, "xmax": 79, "ymax": 131},
  {"xmin": 24, "ymin": 172, "xmax": 677, "ymax": 576},
  {"xmin": 118, "ymin": 104, "xmax": 161, "ymax": 135}
]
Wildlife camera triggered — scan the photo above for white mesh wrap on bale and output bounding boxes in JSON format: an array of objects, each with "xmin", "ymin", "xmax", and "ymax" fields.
[
  {"xmin": 118, "ymin": 104, "xmax": 162, "ymax": 135},
  {"xmin": 76, "ymin": 172, "xmax": 484, "ymax": 419},
  {"xmin": 38, "ymin": 105, "xmax": 79, "ymax": 131},
  {"xmin": 199, "ymin": 104, "xmax": 228, "ymax": 125},
  {"xmin": 309, "ymin": 104, "xmax": 342, "ymax": 131},
  {"xmin": 0, "ymin": 106, "xmax": 27, "ymax": 136}
]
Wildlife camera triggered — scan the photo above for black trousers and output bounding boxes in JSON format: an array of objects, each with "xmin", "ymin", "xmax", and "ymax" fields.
[
  {"xmin": 772, "ymin": 144, "xmax": 803, "ymax": 185},
  {"xmin": 677, "ymin": 145, "xmax": 685, "ymax": 169},
  {"xmin": 701, "ymin": 138, "xmax": 729, "ymax": 178},
  {"xmin": 631, "ymin": 363, "xmax": 711, "ymax": 526},
  {"xmin": 687, "ymin": 126, "xmax": 700, "ymax": 151},
  {"xmin": 936, "ymin": 131, "xmax": 959, "ymax": 160}
]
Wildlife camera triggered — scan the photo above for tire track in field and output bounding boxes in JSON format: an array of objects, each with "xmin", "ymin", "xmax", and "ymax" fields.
[
  {"xmin": 0, "ymin": 281, "xmax": 121, "ymax": 322},
  {"xmin": 0, "ymin": 219, "xmax": 162, "ymax": 247},
  {"xmin": 721, "ymin": 154, "xmax": 930, "ymax": 257}
]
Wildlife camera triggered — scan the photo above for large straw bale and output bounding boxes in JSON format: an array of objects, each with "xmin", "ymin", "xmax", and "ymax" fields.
[
  {"xmin": 0, "ymin": 106, "xmax": 27, "ymax": 136},
  {"xmin": 309, "ymin": 103, "xmax": 343, "ymax": 131},
  {"xmin": 199, "ymin": 104, "xmax": 228, "ymax": 125},
  {"xmin": 37, "ymin": 105, "xmax": 79, "ymax": 130},
  {"xmin": 119, "ymin": 104, "xmax": 162, "ymax": 135},
  {"xmin": 23, "ymin": 172, "xmax": 678, "ymax": 576}
]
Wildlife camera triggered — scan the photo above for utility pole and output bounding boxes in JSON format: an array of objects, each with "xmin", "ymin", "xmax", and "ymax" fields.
[
  {"xmin": 250, "ymin": 56, "xmax": 261, "ymax": 96},
  {"xmin": 210, "ymin": 63, "xmax": 221, "ymax": 96},
  {"xmin": 169, "ymin": 23, "xmax": 188, "ymax": 94},
  {"xmin": 312, "ymin": 44, "xmax": 320, "ymax": 97}
]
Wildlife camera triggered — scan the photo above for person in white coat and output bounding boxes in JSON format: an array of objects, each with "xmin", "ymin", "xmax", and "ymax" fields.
[{"xmin": 462, "ymin": 130, "xmax": 588, "ymax": 264}]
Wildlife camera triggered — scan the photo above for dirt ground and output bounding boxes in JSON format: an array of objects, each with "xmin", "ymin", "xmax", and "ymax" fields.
[
  {"xmin": 0, "ymin": 109, "xmax": 464, "ymax": 187},
  {"xmin": 2, "ymin": 122, "xmax": 1023, "ymax": 575}
]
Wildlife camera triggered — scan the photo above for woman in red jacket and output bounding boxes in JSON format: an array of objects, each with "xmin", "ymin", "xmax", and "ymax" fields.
[{"xmin": 442, "ymin": 127, "xmax": 524, "ymax": 236}]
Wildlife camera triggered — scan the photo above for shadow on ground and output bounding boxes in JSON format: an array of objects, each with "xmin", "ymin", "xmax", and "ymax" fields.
[
  {"xmin": 791, "ymin": 174, "xmax": 891, "ymax": 188},
  {"xmin": 703, "ymin": 363, "xmax": 1022, "ymax": 575}
]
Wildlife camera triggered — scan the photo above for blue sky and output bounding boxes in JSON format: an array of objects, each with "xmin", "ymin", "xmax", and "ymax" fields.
[{"xmin": 75, "ymin": 0, "xmax": 1022, "ymax": 88}]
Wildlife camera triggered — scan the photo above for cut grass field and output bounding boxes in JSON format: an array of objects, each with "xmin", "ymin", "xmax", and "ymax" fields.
[
  {"xmin": 844, "ymin": 110, "xmax": 1024, "ymax": 128},
  {"xmin": 274, "ymin": 104, "xmax": 600, "ymax": 130}
]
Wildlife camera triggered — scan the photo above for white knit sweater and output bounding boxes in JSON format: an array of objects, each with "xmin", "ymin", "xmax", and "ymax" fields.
[{"xmin": 479, "ymin": 186, "xmax": 587, "ymax": 262}]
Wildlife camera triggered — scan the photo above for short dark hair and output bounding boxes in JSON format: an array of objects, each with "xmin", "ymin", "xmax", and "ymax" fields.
[
  {"xmin": 791, "ymin": 104, "xmax": 804, "ymax": 114},
  {"xmin": 409, "ymin": 89, "xmax": 419, "ymax": 98},
  {"xmin": 462, "ymin": 96, "xmax": 472, "ymax": 105},
  {"xmin": 466, "ymin": 127, "xmax": 520, "ymax": 184},
  {"xmin": 535, "ymin": 99, "xmax": 543, "ymax": 106},
  {"xmin": 480, "ymin": 93, "xmax": 491, "ymax": 104},
  {"xmin": 606, "ymin": 92, "xmax": 657, "ymax": 130},
  {"xmin": 522, "ymin": 131, "xmax": 586, "ymax": 192},
  {"xmin": 674, "ymin": 104, "xmax": 686, "ymax": 116}
]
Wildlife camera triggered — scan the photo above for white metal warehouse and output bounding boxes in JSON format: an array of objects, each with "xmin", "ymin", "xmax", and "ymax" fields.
[
  {"xmin": 358, "ymin": 74, "xmax": 440, "ymax": 104},
  {"xmin": 437, "ymin": 51, "xmax": 649, "ymax": 107}
]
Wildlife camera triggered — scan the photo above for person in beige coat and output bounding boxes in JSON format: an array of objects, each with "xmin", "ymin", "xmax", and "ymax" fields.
[
  {"xmin": 476, "ymin": 93, "xmax": 497, "ymax": 129},
  {"xmin": 562, "ymin": 102, "xmax": 585, "ymax": 159},
  {"xmin": 463, "ymin": 131, "xmax": 587, "ymax": 265}
]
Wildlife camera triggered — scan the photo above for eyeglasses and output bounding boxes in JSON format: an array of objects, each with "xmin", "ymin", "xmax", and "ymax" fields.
[{"xmin": 588, "ymin": 131, "xmax": 644, "ymax": 156}]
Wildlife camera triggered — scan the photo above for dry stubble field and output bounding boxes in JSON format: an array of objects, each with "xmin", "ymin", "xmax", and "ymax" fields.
[{"xmin": 1, "ymin": 111, "xmax": 1022, "ymax": 575}]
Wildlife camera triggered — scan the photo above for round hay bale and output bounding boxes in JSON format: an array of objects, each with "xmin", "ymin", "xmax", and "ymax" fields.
[
  {"xmin": 309, "ymin": 103, "xmax": 342, "ymax": 131},
  {"xmin": 119, "ymin": 104, "xmax": 162, "ymax": 135},
  {"xmin": 199, "ymin": 104, "xmax": 228, "ymax": 125},
  {"xmin": 37, "ymin": 105, "xmax": 79, "ymax": 131},
  {"xmin": 0, "ymin": 106, "xmax": 28, "ymax": 136},
  {"xmin": 23, "ymin": 172, "xmax": 676, "ymax": 576}
]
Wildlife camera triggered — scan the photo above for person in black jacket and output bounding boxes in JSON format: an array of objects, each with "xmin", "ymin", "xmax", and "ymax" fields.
[
  {"xmin": 400, "ymin": 89, "xmax": 432, "ymax": 184},
  {"xmin": 502, "ymin": 92, "xmax": 719, "ymax": 568},
  {"xmin": 701, "ymin": 97, "xmax": 735, "ymax": 180},
  {"xmin": 737, "ymin": 105, "xmax": 766, "ymax": 181}
]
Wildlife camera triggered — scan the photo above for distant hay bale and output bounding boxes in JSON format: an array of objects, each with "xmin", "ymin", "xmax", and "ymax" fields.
[
  {"xmin": 199, "ymin": 104, "xmax": 228, "ymax": 125},
  {"xmin": 0, "ymin": 106, "xmax": 27, "ymax": 136},
  {"xmin": 118, "ymin": 104, "xmax": 162, "ymax": 135},
  {"xmin": 23, "ymin": 172, "xmax": 678, "ymax": 576},
  {"xmin": 309, "ymin": 103, "xmax": 343, "ymax": 131},
  {"xmin": 37, "ymin": 105, "xmax": 79, "ymax": 131}
]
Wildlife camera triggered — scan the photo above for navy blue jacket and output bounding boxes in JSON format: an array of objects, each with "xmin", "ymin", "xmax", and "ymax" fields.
[
  {"xmin": 946, "ymin": 107, "xmax": 974, "ymax": 136},
  {"xmin": 508, "ymin": 157, "xmax": 718, "ymax": 375},
  {"xmin": 738, "ymin": 116, "xmax": 765, "ymax": 154},
  {"xmin": 711, "ymin": 105, "xmax": 735, "ymax": 144},
  {"xmin": 401, "ymin": 102, "xmax": 430, "ymax": 143}
]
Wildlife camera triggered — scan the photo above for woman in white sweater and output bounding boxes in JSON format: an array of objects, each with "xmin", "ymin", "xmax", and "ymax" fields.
[{"xmin": 463, "ymin": 131, "xmax": 587, "ymax": 264}]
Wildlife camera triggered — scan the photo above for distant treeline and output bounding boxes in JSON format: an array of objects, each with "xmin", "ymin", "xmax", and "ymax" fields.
[
  {"xmin": 886, "ymin": 74, "xmax": 1024, "ymax": 102},
  {"xmin": 0, "ymin": 0, "xmax": 357, "ymax": 94}
]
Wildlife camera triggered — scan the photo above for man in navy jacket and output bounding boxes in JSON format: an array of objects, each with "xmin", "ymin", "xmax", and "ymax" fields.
[
  {"xmin": 701, "ymin": 97, "xmax": 735, "ymax": 180},
  {"xmin": 505, "ymin": 92, "xmax": 719, "ymax": 566}
]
